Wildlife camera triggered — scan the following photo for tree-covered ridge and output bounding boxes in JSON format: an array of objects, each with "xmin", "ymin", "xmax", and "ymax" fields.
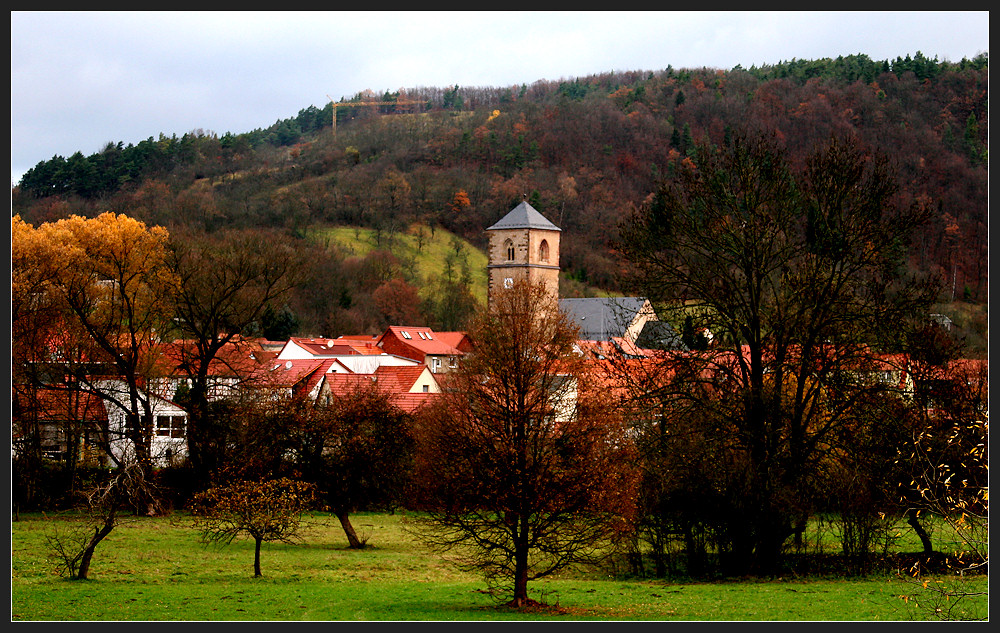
[
  {"xmin": 15, "ymin": 52, "xmax": 987, "ymax": 200},
  {"xmin": 12, "ymin": 52, "xmax": 989, "ymax": 308}
]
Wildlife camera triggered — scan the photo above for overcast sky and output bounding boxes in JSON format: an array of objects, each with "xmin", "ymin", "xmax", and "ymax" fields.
[{"xmin": 10, "ymin": 10, "xmax": 990, "ymax": 185}]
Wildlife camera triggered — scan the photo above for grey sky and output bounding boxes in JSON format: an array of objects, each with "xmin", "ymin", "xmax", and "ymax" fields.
[{"xmin": 10, "ymin": 11, "xmax": 989, "ymax": 185}]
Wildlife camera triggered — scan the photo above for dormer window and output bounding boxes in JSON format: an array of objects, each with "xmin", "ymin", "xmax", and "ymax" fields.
[
  {"xmin": 539, "ymin": 239, "xmax": 549, "ymax": 263},
  {"xmin": 401, "ymin": 331, "xmax": 411, "ymax": 339}
]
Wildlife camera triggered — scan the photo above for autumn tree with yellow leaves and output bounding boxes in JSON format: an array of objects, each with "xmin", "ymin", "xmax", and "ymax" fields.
[{"xmin": 12, "ymin": 213, "xmax": 179, "ymax": 482}]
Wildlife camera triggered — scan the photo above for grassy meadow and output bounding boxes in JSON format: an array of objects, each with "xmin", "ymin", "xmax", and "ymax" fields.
[
  {"xmin": 11, "ymin": 511, "xmax": 987, "ymax": 621},
  {"xmin": 309, "ymin": 224, "xmax": 490, "ymax": 307}
]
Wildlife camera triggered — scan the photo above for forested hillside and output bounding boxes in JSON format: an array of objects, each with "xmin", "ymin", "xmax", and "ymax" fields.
[{"xmin": 12, "ymin": 52, "xmax": 989, "ymax": 344}]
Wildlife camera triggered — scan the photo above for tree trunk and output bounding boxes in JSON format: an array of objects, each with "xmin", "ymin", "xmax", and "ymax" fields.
[
  {"xmin": 511, "ymin": 562, "xmax": 530, "ymax": 607},
  {"xmin": 683, "ymin": 522, "xmax": 704, "ymax": 577},
  {"xmin": 336, "ymin": 510, "xmax": 365, "ymax": 549},
  {"xmin": 906, "ymin": 508, "xmax": 935, "ymax": 555},
  {"xmin": 75, "ymin": 518, "xmax": 116, "ymax": 580},
  {"xmin": 511, "ymin": 522, "xmax": 530, "ymax": 607},
  {"xmin": 254, "ymin": 536, "xmax": 263, "ymax": 577}
]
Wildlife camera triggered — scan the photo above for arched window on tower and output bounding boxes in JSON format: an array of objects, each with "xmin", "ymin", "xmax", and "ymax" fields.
[
  {"xmin": 504, "ymin": 239, "xmax": 515, "ymax": 262},
  {"xmin": 539, "ymin": 239, "xmax": 550, "ymax": 263}
]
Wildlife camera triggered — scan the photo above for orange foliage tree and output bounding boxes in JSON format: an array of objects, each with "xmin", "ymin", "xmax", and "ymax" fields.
[
  {"xmin": 413, "ymin": 280, "xmax": 638, "ymax": 608},
  {"xmin": 13, "ymin": 213, "xmax": 179, "ymax": 477}
]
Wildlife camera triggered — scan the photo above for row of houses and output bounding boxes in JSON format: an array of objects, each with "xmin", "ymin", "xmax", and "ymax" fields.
[
  {"xmin": 16, "ymin": 296, "xmax": 986, "ymax": 471},
  {"xmin": 15, "ymin": 294, "xmax": 679, "ymax": 467},
  {"xmin": 14, "ymin": 202, "xmax": 985, "ymax": 470},
  {"xmin": 15, "ymin": 322, "xmax": 478, "ymax": 466}
]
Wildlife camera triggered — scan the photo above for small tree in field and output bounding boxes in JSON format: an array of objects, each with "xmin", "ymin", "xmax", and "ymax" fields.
[
  {"xmin": 190, "ymin": 478, "xmax": 315, "ymax": 577},
  {"xmin": 893, "ymin": 359, "xmax": 988, "ymax": 621},
  {"xmin": 413, "ymin": 280, "xmax": 638, "ymax": 608},
  {"xmin": 46, "ymin": 462, "xmax": 156, "ymax": 580}
]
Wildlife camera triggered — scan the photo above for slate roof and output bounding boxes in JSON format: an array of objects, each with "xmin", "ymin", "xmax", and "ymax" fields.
[
  {"xmin": 559, "ymin": 297, "xmax": 650, "ymax": 341},
  {"xmin": 486, "ymin": 201, "xmax": 561, "ymax": 231},
  {"xmin": 635, "ymin": 320, "xmax": 687, "ymax": 351}
]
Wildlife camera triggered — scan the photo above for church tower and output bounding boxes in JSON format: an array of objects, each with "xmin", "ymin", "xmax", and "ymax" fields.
[{"xmin": 485, "ymin": 201, "xmax": 561, "ymax": 309}]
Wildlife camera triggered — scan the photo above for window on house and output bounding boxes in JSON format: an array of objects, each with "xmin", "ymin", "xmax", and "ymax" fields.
[
  {"xmin": 126, "ymin": 415, "xmax": 153, "ymax": 436},
  {"xmin": 156, "ymin": 415, "xmax": 172, "ymax": 437},
  {"xmin": 539, "ymin": 239, "xmax": 549, "ymax": 262},
  {"xmin": 401, "ymin": 331, "xmax": 411, "ymax": 339},
  {"xmin": 504, "ymin": 239, "xmax": 515, "ymax": 261},
  {"xmin": 422, "ymin": 384, "xmax": 429, "ymax": 393},
  {"xmin": 156, "ymin": 415, "xmax": 186, "ymax": 438},
  {"xmin": 418, "ymin": 332, "xmax": 426, "ymax": 339}
]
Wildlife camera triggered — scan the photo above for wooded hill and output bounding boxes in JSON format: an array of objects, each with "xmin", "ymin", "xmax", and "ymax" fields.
[{"xmin": 12, "ymin": 52, "xmax": 989, "ymax": 345}]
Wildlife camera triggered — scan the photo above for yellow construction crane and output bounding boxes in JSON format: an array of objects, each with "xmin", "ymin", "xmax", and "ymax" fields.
[{"xmin": 326, "ymin": 95, "xmax": 427, "ymax": 134}]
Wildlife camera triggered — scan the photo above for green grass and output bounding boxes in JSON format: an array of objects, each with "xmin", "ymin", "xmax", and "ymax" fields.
[
  {"xmin": 11, "ymin": 511, "xmax": 987, "ymax": 621},
  {"xmin": 309, "ymin": 224, "xmax": 490, "ymax": 307}
]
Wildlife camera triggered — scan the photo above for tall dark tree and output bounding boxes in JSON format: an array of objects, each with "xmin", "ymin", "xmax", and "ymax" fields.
[
  {"xmin": 616, "ymin": 132, "xmax": 939, "ymax": 575},
  {"xmin": 413, "ymin": 280, "xmax": 638, "ymax": 607},
  {"xmin": 288, "ymin": 382, "xmax": 415, "ymax": 549},
  {"xmin": 167, "ymin": 228, "xmax": 306, "ymax": 482}
]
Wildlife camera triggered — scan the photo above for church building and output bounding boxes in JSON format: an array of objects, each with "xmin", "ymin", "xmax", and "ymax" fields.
[
  {"xmin": 485, "ymin": 200, "xmax": 683, "ymax": 350},
  {"xmin": 485, "ymin": 200, "xmax": 561, "ymax": 309}
]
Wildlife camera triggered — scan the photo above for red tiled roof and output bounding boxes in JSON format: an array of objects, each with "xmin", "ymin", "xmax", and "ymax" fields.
[
  {"xmin": 157, "ymin": 337, "xmax": 269, "ymax": 378},
  {"xmin": 317, "ymin": 362, "xmax": 440, "ymax": 413},
  {"xmin": 433, "ymin": 331, "xmax": 472, "ymax": 352},
  {"xmin": 394, "ymin": 392, "xmax": 436, "ymax": 413},
  {"xmin": 377, "ymin": 326, "xmax": 466, "ymax": 357},
  {"xmin": 321, "ymin": 372, "xmax": 380, "ymax": 395},
  {"xmin": 372, "ymin": 364, "xmax": 432, "ymax": 393},
  {"xmin": 252, "ymin": 358, "xmax": 332, "ymax": 394},
  {"xmin": 287, "ymin": 337, "xmax": 365, "ymax": 356},
  {"xmin": 15, "ymin": 388, "xmax": 108, "ymax": 422}
]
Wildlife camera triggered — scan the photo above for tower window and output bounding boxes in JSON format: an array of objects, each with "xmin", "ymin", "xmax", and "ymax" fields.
[
  {"xmin": 539, "ymin": 239, "xmax": 550, "ymax": 263},
  {"xmin": 504, "ymin": 239, "xmax": 515, "ymax": 262}
]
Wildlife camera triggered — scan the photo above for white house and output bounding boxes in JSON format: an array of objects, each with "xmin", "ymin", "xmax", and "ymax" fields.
[{"xmin": 95, "ymin": 380, "xmax": 189, "ymax": 468}]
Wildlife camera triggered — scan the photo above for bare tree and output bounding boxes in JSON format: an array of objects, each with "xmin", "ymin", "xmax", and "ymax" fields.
[
  {"xmin": 46, "ymin": 463, "xmax": 157, "ymax": 580},
  {"xmin": 167, "ymin": 227, "xmax": 306, "ymax": 481}
]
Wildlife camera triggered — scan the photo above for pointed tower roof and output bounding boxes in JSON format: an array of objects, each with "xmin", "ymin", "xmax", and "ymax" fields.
[{"xmin": 486, "ymin": 201, "xmax": 561, "ymax": 231}]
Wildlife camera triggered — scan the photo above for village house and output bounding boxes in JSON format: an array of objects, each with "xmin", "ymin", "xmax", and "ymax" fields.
[
  {"xmin": 14, "ymin": 201, "xmax": 985, "ymax": 473},
  {"xmin": 12, "ymin": 387, "xmax": 109, "ymax": 464},
  {"xmin": 94, "ymin": 379, "xmax": 189, "ymax": 468},
  {"xmin": 375, "ymin": 326, "xmax": 471, "ymax": 374},
  {"xmin": 317, "ymin": 363, "xmax": 442, "ymax": 414}
]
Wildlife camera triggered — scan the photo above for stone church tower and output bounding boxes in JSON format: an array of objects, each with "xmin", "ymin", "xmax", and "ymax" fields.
[{"xmin": 485, "ymin": 201, "xmax": 561, "ymax": 309}]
